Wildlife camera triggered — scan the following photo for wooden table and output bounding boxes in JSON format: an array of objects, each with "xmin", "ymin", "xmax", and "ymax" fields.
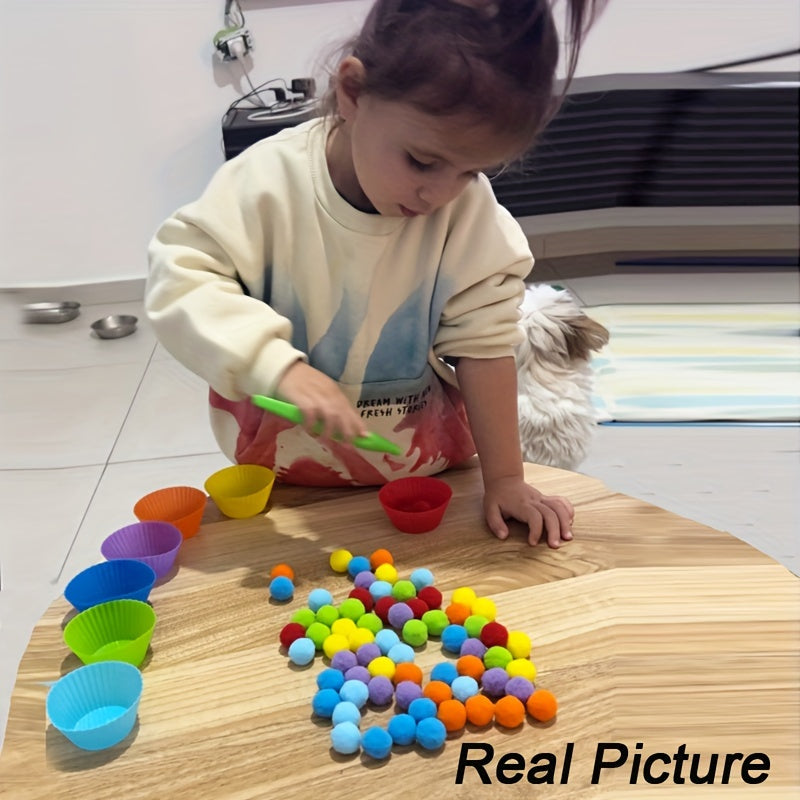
[{"xmin": 1, "ymin": 462, "xmax": 798, "ymax": 799}]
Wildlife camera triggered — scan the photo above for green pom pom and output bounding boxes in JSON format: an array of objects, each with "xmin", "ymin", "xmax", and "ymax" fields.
[
  {"xmin": 402, "ymin": 618, "xmax": 429, "ymax": 647},
  {"xmin": 391, "ymin": 579, "xmax": 417, "ymax": 601},
  {"xmin": 421, "ymin": 609, "xmax": 449, "ymax": 636}
]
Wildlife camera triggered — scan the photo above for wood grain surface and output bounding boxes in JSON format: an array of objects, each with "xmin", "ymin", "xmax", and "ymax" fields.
[{"xmin": 1, "ymin": 462, "xmax": 798, "ymax": 799}]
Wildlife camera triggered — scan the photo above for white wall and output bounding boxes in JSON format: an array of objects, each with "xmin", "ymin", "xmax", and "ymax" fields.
[{"xmin": 0, "ymin": 0, "xmax": 797, "ymax": 288}]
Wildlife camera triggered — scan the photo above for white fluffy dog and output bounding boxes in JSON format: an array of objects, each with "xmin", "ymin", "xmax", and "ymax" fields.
[{"xmin": 515, "ymin": 284, "xmax": 610, "ymax": 470}]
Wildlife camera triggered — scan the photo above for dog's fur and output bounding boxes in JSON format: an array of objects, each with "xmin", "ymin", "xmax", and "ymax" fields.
[{"xmin": 515, "ymin": 284, "xmax": 610, "ymax": 470}]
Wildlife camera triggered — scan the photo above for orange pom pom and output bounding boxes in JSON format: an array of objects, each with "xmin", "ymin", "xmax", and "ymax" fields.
[
  {"xmin": 422, "ymin": 680, "xmax": 453, "ymax": 705},
  {"xmin": 526, "ymin": 689, "xmax": 558, "ymax": 722},
  {"xmin": 456, "ymin": 654, "xmax": 485, "ymax": 681},
  {"xmin": 464, "ymin": 694, "xmax": 495, "ymax": 727},
  {"xmin": 269, "ymin": 563, "xmax": 294, "ymax": 580},
  {"xmin": 445, "ymin": 602, "xmax": 471, "ymax": 625},
  {"xmin": 494, "ymin": 695, "xmax": 526, "ymax": 728},
  {"xmin": 437, "ymin": 698, "xmax": 467, "ymax": 732},
  {"xmin": 369, "ymin": 548, "xmax": 394, "ymax": 570},
  {"xmin": 393, "ymin": 662, "xmax": 423, "ymax": 686}
]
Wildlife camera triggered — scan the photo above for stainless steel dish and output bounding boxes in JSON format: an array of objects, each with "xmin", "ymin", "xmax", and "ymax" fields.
[
  {"xmin": 22, "ymin": 301, "xmax": 81, "ymax": 324},
  {"xmin": 90, "ymin": 314, "xmax": 138, "ymax": 339}
]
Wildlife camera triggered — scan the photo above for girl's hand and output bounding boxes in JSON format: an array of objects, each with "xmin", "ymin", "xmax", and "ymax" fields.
[
  {"xmin": 483, "ymin": 476, "xmax": 574, "ymax": 548},
  {"xmin": 276, "ymin": 361, "xmax": 367, "ymax": 443}
]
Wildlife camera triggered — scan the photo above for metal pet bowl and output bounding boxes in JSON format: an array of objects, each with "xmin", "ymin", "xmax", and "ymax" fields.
[
  {"xmin": 91, "ymin": 315, "xmax": 138, "ymax": 339},
  {"xmin": 22, "ymin": 301, "xmax": 81, "ymax": 324}
]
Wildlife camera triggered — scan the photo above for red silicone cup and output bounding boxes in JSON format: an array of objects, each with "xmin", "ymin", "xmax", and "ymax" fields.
[{"xmin": 378, "ymin": 476, "xmax": 453, "ymax": 534}]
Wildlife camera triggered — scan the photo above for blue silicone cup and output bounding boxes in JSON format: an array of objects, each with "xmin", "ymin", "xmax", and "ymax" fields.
[
  {"xmin": 46, "ymin": 661, "xmax": 143, "ymax": 751},
  {"xmin": 64, "ymin": 559, "xmax": 157, "ymax": 612}
]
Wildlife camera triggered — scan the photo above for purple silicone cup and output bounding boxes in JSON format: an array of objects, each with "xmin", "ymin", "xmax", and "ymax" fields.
[
  {"xmin": 101, "ymin": 521, "xmax": 182, "ymax": 579},
  {"xmin": 64, "ymin": 559, "xmax": 157, "ymax": 612}
]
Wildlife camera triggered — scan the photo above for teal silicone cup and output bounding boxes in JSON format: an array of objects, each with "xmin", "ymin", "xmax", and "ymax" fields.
[
  {"xmin": 101, "ymin": 521, "xmax": 182, "ymax": 579},
  {"xmin": 64, "ymin": 559, "xmax": 157, "ymax": 612},
  {"xmin": 47, "ymin": 660, "xmax": 143, "ymax": 751},
  {"xmin": 63, "ymin": 598, "xmax": 157, "ymax": 667}
]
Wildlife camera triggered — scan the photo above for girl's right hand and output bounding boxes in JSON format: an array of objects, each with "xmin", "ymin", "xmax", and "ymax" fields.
[{"xmin": 276, "ymin": 361, "xmax": 367, "ymax": 443}]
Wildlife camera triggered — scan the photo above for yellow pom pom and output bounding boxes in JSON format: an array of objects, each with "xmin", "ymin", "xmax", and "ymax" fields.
[
  {"xmin": 470, "ymin": 597, "xmax": 496, "ymax": 622},
  {"xmin": 368, "ymin": 656, "xmax": 396, "ymax": 680},
  {"xmin": 322, "ymin": 633, "xmax": 350, "ymax": 659},
  {"xmin": 451, "ymin": 586, "xmax": 477, "ymax": 608},
  {"xmin": 506, "ymin": 658, "xmax": 537, "ymax": 682},
  {"xmin": 329, "ymin": 549, "xmax": 353, "ymax": 573},
  {"xmin": 506, "ymin": 631, "xmax": 532, "ymax": 660},
  {"xmin": 330, "ymin": 617, "xmax": 357, "ymax": 638},
  {"xmin": 374, "ymin": 563, "xmax": 398, "ymax": 584},
  {"xmin": 347, "ymin": 627, "xmax": 375, "ymax": 651}
]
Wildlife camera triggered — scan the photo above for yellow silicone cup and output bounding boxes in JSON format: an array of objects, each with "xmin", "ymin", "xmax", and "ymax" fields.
[{"xmin": 204, "ymin": 464, "xmax": 276, "ymax": 519}]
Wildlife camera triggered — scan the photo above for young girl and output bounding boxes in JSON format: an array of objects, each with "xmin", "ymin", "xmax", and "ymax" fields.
[{"xmin": 145, "ymin": 0, "xmax": 599, "ymax": 547}]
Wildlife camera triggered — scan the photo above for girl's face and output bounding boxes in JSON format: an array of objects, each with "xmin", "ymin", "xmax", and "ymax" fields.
[{"xmin": 328, "ymin": 88, "xmax": 521, "ymax": 218}]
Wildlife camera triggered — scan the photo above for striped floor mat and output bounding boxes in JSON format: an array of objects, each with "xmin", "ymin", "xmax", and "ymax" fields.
[{"xmin": 584, "ymin": 303, "xmax": 800, "ymax": 423}]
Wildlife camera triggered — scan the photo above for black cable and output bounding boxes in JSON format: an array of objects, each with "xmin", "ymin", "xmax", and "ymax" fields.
[{"xmin": 685, "ymin": 47, "xmax": 800, "ymax": 73}]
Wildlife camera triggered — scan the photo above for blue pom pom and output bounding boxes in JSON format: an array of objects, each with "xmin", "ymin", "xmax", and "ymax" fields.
[
  {"xmin": 331, "ymin": 701, "xmax": 362, "ymax": 726},
  {"xmin": 269, "ymin": 575, "xmax": 294, "ymax": 601},
  {"xmin": 441, "ymin": 624, "xmax": 468, "ymax": 654},
  {"xmin": 330, "ymin": 721, "xmax": 361, "ymax": 754},
  {"xmin": 316, "ymin": 668, "xmax": 346, "ymax": 692},
  {"xmin": 287, "ymin": 637, "xmax": 316, "ymax": 666},
  {"xmin": 339, "ymin": 679, "xmax": 370, "ymax": 708},
  {"xmin": 312, "ymin": 688, "xmax": 342, "ymax": 718},
  {"xmin": 415, "ymin": 717, "xmax": 446, "ymax": 751},
  {"xmin": 387, "ymin": 713, "xmax": 417, "ymax": 746},
  {"xmin": 451, "ymin": 675, "xmax": 480, "ymax": 702},
  {"xmin": 386, "ymin": 642, "xmax": 415, "ymax": 664},
  {"xmin": 307, "ymin": 587, "xmax": 334, "ymax": 612},
  {"xmin": 407, "ymin": 696, "xmax": 438, "ymax": 722},
  {"xmin": 409, "ymin": 568, "xmax": 434, "ymax": 590},
  {"xmin": 374, "ymin": 629, "xmax": 400, "ymax": 655},
  {"xmin": 430, "ymin": 661, "xmax": 459, "ymax": 685},
  {"xmin": 347, "ymin": 555, "xmax": 371, "ymax": 578},
  {"xmin": 368, "ymin": 580, "xmax": 394, "ymax": 601},
  {"xmin": 362, "ymin": 726, "xmax": 393, "ymax": 760}
]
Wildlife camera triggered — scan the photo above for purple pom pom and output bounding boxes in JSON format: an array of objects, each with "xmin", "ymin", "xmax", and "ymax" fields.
[
  {"xmin": 387, "ymin": 602, "xmax": 414, "ymax": 630},
  {"xmin": 356, "ymin": 643, "xmax": 382, "ymax": 666},
  {"xmin": 505, "ymin": 676, "xmax": 535, "ymax": 702},
  {"xmin": 344, "ymin": 665, "xmax": 372, "ymax": 684},
  {"xmin": 367, "ymin": 675, "xmax": 395, "ymax": 706},
  {"xmin": 481, "ymin": 667, "xmax": 510, "ymax": 697},
  {"xmin": 395, "ymin": 680, "xmax": 424, "ymax": 711},
  {"xmin": 460, "ymin": 637, "xmax": 487, "ymax": 659},
  {"xmin": 330, "ymin": 649, "xmax": 358, "ymax": 672},
  {"xmin": 354, "ymin": 570, "xmax": 377, "ymax": 589}
]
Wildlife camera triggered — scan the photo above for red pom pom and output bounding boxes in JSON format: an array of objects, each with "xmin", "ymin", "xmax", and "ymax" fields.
[
  {"xmin": 348, "ymin": 587, "xmax": 374, "ymax": 612},
  {"xmin": 374, "ymin": 595, "xmax": 396, "ymax": 624},
  {"xmin": 479, "ymin": 621, "xmax": 509, "ymax": 648},
  {"xmin": 279, "ymin": 622, "xmax": 307, "ymax": 649},
  {"xmin": 405, "ymin": 597, "xmax": 429, "ymax": 619},
  {"xmin": 417, "ymin": 585, "xmax": 443, "ymax": 610}
]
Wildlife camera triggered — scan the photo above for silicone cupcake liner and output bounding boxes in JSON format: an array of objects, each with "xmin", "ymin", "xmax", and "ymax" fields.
[
  {"xmin": 101, "ymin": 521, "xmax": 182, "ymax": 579},
  {"xmin": 133, "ymin": 485, "xmax": 206, "ymax": 539},
  {"xmin": 204, "ymin": 464, "xmax": 275, "ymax": 519},
  {"xmin": 47, "ymin": 660, "xmax": 143, "ymax": 751},
  {"xmin": 64, "ymin": 559, "xmax": 157, "ymax": 612},
  {"xmin": 63, "ymin": 598, "xmax": 157, "ymax": 667},
  {"xmin": 378, "ymin": 477, "xmax": 453, "ymax": 534}
]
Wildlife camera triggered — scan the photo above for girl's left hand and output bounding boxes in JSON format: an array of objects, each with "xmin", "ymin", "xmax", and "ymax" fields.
[{"xmin": 483, "ymin": 477, "xmax": 574, "ymax": 548}]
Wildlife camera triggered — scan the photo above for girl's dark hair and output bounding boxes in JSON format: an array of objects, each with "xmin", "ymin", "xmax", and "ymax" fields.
[{"xmin": 322, "ymin": 0, "xmax": 601, "ymax": 151}]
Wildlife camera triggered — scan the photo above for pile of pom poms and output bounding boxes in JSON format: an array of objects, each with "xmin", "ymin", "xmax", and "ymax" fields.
[{"xmin": 277, "ymin": 547, "xmax": 559, "ymax": 761}]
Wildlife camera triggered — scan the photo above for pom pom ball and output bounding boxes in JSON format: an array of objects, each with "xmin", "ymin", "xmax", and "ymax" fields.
[
  {"xmin": 450, "ymin": 586, "xmax": 477, "ymax": 608},
  {"xmin": 374, "ymin": 628, "xmax": 400, "ymax": 654},
  {"xmin": 456, "ymin": 654, "xmax": 485, "ymax": 681},
  {"xmin": 450, "ymin": 675, "xmax": 479, "ymax": 702},
  {"xmin": 465, "ymin": 694, "xmax": 495, "ymax": 726},
  {"xmin": 362, "ymin": 725, "xmax": 393, "ymax": 760},
  {"xmin": 330, "ymin": 617, "xmax": 356, "ymax": 638},
  {"xmin": 353, "ymin": 571, "xmax": 376, "ymax": 590},
  {"xmin": 330, "ymin": 649, "xmax": 358, "ymax": 672},
  {"xmin": 393, "ymin": 662, "xmax": 423, "ymax": 686},
  {"xmin": 463, "ymin": 614, "xmax": 489, "ymax": 638},
  {"xmin": 470, "ymin": 596, "xmax": 497, "ymax": 622},
  {"xmin": 367, "ymin": 656, "xmax": 396, "ymax": 681},
  {"xmin": 374, "ymin": 562, "xmax": 398, "ymax": 584},
  {"xmin": 339, "ymin": 597, "xmax": 366, "ymax": 622},
  {"xmin": 347, "ymin": 627, "xmax": 375, "ymax": 652},
  {"xmin": 479, "ymin": 621, "xmax": 508, "ymax": 648},
  {"xmin": 356, "ymin": 612, "xmax": 384, "ymax": 635},
  {"xmin": 506, "ymin": 657, "xmax": 537, "ymax": 682},
  {"xmin": 459, "ymin": 637, "xmax": 487, "ymax": 659},
  {"xmin": 526, "ymin": 689, "xmax": 558, "ymax": 722},
  {"xmin": 329, "ymin": 548, "xmax": 353, "ymax": 573},
  {"xmin": 374, "ymin": 595, "xmax": 396, "ymax": 624},
  {"xmin": 339, "ymin": 679, "xmax": 370, "ymax": 708},
  {"xmin": 441, "ymin": 624, "xmax": 468, "ymax": 654},
  {"xmin": 430, "ymin": 661, "xmax": 458, "ymax": 685},
  {"xmin": 269, "ymin": 576, "xmax": 294, "ymax": 602},
  {"xmin": 480, "ymin": 667, "xmax": 509, "ymax": 697},
  {"xmin": 417, "ymin": 585, "xmax": 443, "ymax": 610},
  {"xmin": 312, "ymin": 688, "xmax": 341, "ymax": 718},
  {"xmin": 409, "ymin": 567, "xmax": 434, "ymax": 590},
  {"xmin": 291, "ymin": 607, "xmax": 316, "ymax": 628},
  {"xmin": 387, "ymin": 602, "xmax": 414, "ymax": 630},
  {"xmin": 494, "ymin": 695, "xmax": 526, "ymax": 728},
  {"xmin": 305, "ymin": 622, "xmax": 331, "ymax": 650},
  {"xmin": 391, "ymin": 579, "xmax": 417, "ymax": 602},
  {"xmin": 387, "ymin": 713, "xmax": 416, "ymax": 746},
  {"xmin": 269, "ymin": 563, "xmax": 294, "ymax": 580},
  {"xmin": 395, "ymin": 680, "xmax": 423, "ymax": 710},
  {"xmin": 347, "ymin": 555, "xmax": 371, "ymax": 578},
  {"xmin": 401, "ymin": 619, "xmax": 428, "ymax": 647},
  {"xmin": 279, "ymin": 622, "xmax": 306, "ymax": 649},
  {"xmin": 421, "ymin": 609, "xmax": 449, "ymax": 636},
  {"xmin": 407, "ymin": 696, "xmax": 438, "ymax": 722},
  {"xmin": 386, "ymin": 642, "xmax": 415, "ymax": 664},
  {"xmin": 287, "ymin": 637, "xmax": 316, "ymax": 666},
  {"xmin": 307, "ymin": 588, "xmax": 333, "ymax": 612},
  {"xmin": 322, "ymin": 633, "xmax": 350, "ymax": 659},
  {"xmin": 405, "ymin": 597, "xmax": 429, "ymax": 619},
  {"xmin": 317, "ymin": 668, "xmax": 346, "ymax": 692},
  {"xmin": 423, "ymin": 680, "xmax": 453, "ymax": 705},
  {"xmin": 483, "ymin": 645, "xmax": 513, "ymax": 670},
  {"xmin": 415, "ymin": 717, "xmax": 446, "ymax": 751},
  {"xmin": 348, "ymin": 587, "xmax": 374, "ymax": 611},
  {"xmin": 344, "ymin": 665, "xmax": 371, "ymax": 684},
  {"xmin": 367, "ymin": 675, "xmax": 395, "ymax": 706},
  {"xmin": 355, "ymin": 642, "xmax": 382, "ymax": 666},
  {"xmin": 369, "ymin": 580, "xmax": 394, "ymax": 601},
  {"xmin": 437, "ymin": 698, "xmax": 467, "ymax": 732},
  {"xmin": 505, "ymin": 676, "xmax": 535, "ymax": 702},
  {"xmin": 315, "ymin": 604, "xmax": 339, "ymax": 627},
  {"xmin": 330, "ymin": 721, "xmax": 361, "ymax": 754},
  {"xmin": 506, "ymin": 630, "xmax": 532, "ymax": 659},
  {"xmin": 331, "ymin": 700, "xmax": 362, "ymax": 726},
  {"xmin": 369, "ymin": 548, "xmax": 394, "ymax": 570},
  {"xmin": 444, "ymin": 602, "xmax": 471, "ymax": 625}
]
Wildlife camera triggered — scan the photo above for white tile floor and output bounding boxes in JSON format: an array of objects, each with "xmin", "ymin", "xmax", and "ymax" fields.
[{"xmin": 1, "ymin": 271, "xmax": 798, "ymax": 753}]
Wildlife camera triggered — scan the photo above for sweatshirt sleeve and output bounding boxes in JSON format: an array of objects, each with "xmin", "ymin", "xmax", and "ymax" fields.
[
  {"xmin": 432, "ymin": 178, "xmax": 532, "ymax": 361},
  {"xmin": 145, "ymin": 147, "xmax": 307, "ymax": 401}
]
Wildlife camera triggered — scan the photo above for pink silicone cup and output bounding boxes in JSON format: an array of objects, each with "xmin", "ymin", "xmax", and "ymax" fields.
[
  {"xmin": 378, "ymin": 476, "xmax": 453, "ymax": 534},
  {"xmin": 101, "ymin": 521, "xmax": 182, "ymax": 579},
  {"xmin": 133, "ymin": 485, "xmax": 206, "ymax": 539}
]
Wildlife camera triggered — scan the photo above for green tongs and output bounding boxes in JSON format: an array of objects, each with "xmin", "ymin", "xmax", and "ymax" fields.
[{"xmin": 251, "ymin": 395, "xmax": 403, "ymax": 455}]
